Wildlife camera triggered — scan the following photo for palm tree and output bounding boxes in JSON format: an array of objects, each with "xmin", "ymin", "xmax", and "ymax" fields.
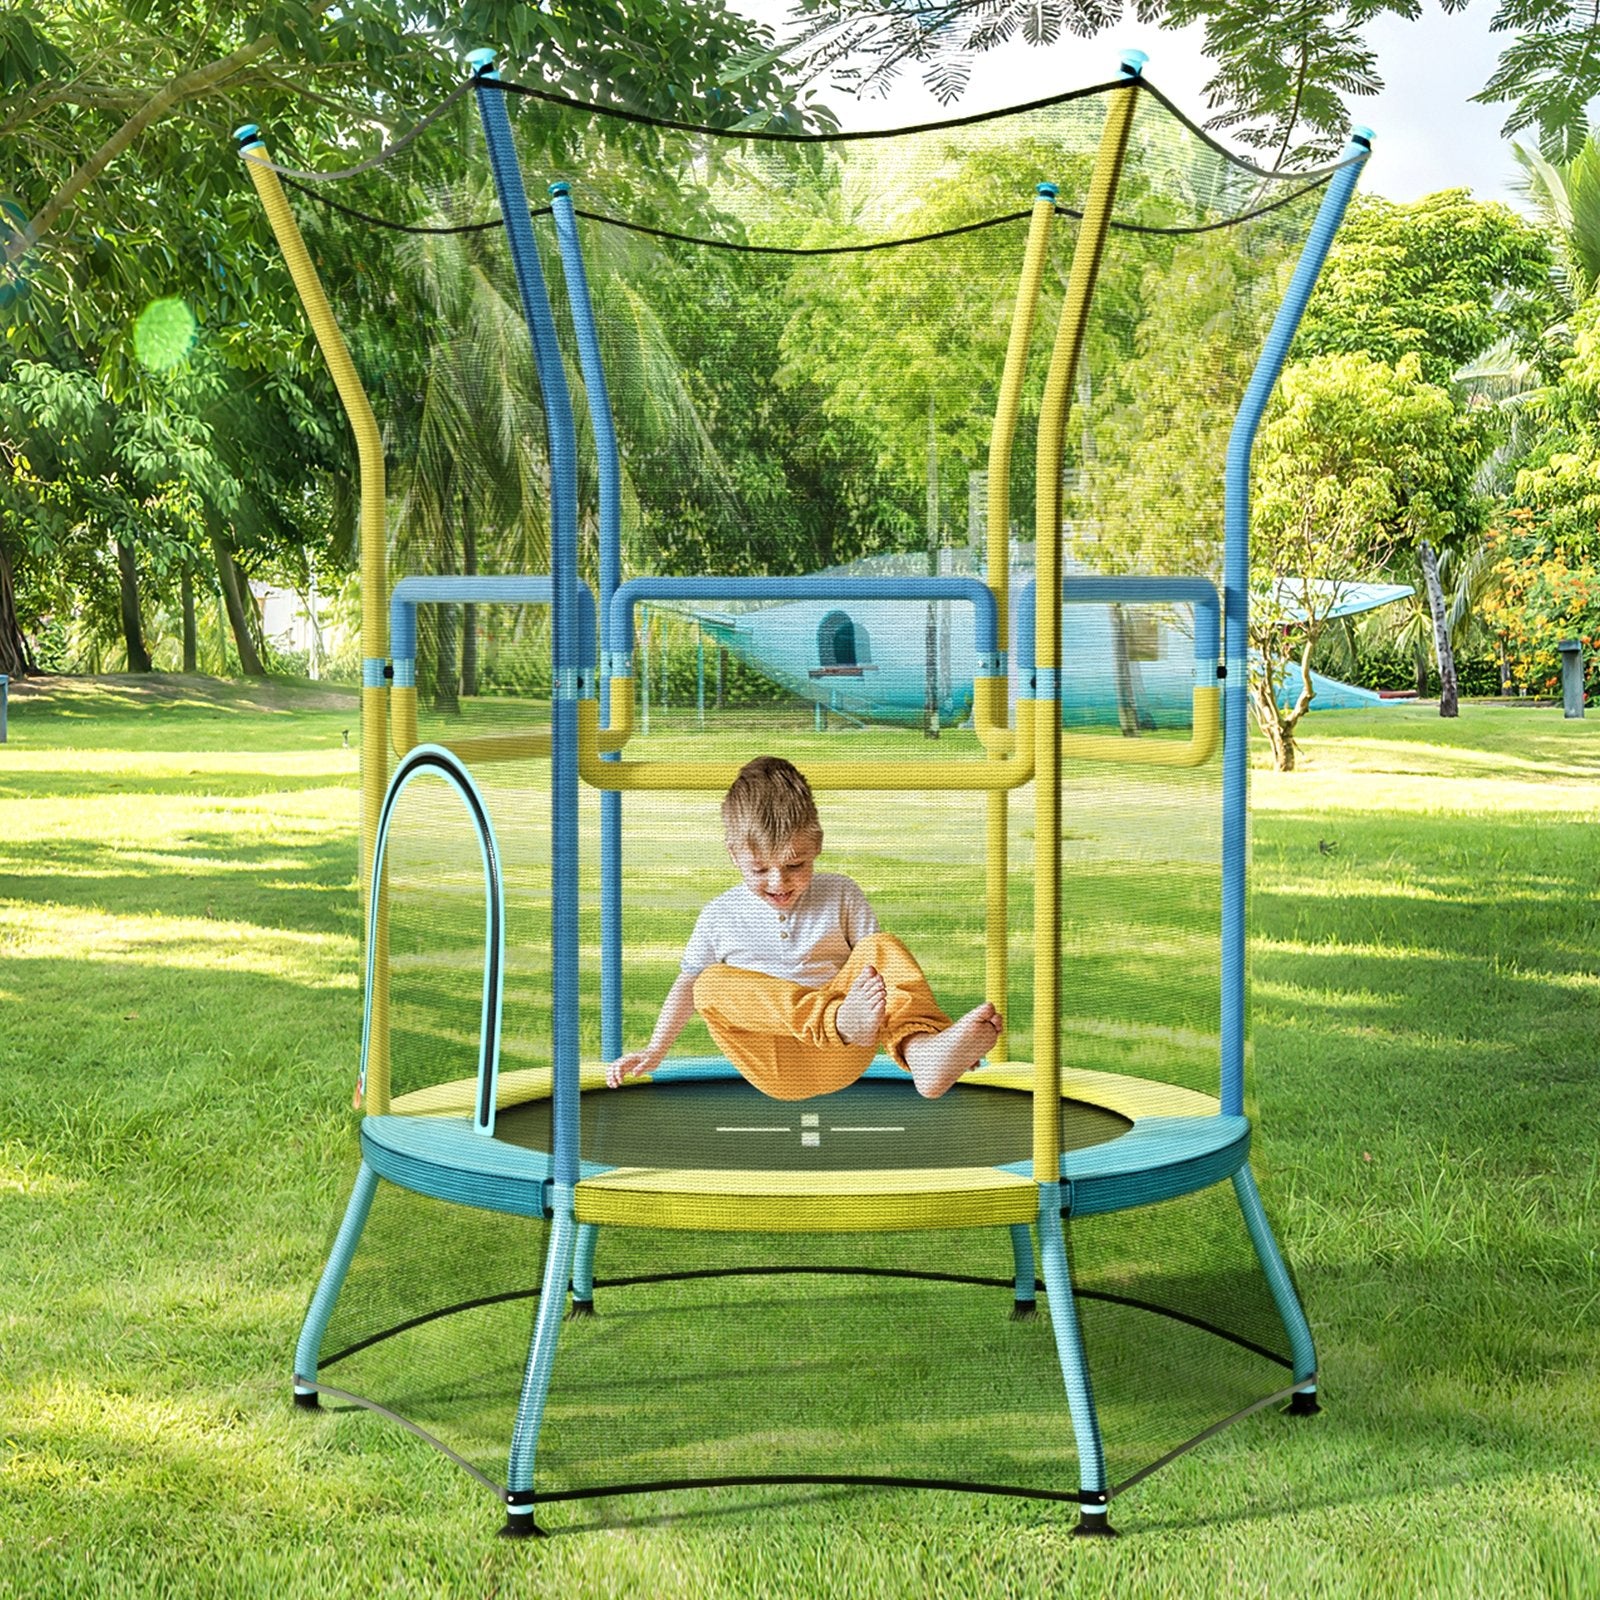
[{"xmin": 392, "ymin": 216, "xmax": 556, "ymax": 710}]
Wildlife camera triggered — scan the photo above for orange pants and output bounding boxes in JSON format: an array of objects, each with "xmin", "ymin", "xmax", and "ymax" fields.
[{"xmin": 692, "ymin": 932, "xmax": 951, "ymax": 1100}]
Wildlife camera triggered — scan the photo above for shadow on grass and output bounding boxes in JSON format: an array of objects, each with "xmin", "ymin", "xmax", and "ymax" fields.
[
  {"xmin": 1252, "ymin": 810, "xmax": 1597, "ymax": 1146},
  {"xmin": 1, "ymin": 769, "xmax": 356, "ymax": 802},
  {"xmin": 7, "ymin": 672, "xmax": 358, "ymax": 718},
  {"xmin": 0, "ymin": 830, "xmax": 360, "ymax": 933}
]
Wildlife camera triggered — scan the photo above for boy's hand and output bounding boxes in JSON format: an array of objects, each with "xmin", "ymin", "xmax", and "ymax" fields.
[{"xmin": 605, "ymin": 1050, "xmax": 659, "ymax": 1088}]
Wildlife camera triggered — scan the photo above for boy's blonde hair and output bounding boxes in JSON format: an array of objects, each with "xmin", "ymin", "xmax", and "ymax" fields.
[{"xmin": 722, "ymin": 756, "xmax": 823, "ymax": 857}]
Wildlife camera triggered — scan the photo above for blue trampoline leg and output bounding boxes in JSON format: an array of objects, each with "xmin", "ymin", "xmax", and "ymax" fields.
[
  {"xmin": 1234, "ymin": 1164, "xmax": 1320, "ymax": 1411},
  {"xmin": 503, "ymin": 1204, "xmax": 578, "ymax": 1536},
  {"xmin": 568, "ymin": 1221, "xmax": 599, "ymax": 1317},
  {"xmin": 293, "ymin": 1161, "xmax": 380, "ymax": 1407},
  {"xmin": 1036, "ymin": 1186, "xmax": 1117, "ymax": 1535},
  {"xmin": 1009, "ymin": 1222, "xmax": 1038, "ymax": 1319}
]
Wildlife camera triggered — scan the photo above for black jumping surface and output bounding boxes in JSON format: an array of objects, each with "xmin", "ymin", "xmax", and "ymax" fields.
[{"xmin": 493, "ymin": 1076, "xmax": 1130, "ymax": 1173}]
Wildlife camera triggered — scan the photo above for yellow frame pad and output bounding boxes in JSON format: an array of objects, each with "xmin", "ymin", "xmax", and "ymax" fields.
[{"xmin": 388, "ymin": 1060, "xmax": 1219, "ymax": 1232}]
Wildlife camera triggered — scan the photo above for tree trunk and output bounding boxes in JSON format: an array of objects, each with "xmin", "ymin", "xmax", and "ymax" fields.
[
  {"xmin": 208, "ymin": 521, "xmax": 265, "ymax": 675},
  {"xmin": 1250, "ymin": 634, "xmax": 1317, "ymax": 773},
  {"xmin": 115, "ymin": 539, "xmax": 153, "ymax": 672},
  {"xmin": 180, "ymin": 569, "xmax": 198, "ymax": 673},
  {"xmin": 0, "ymin": 540, "xmax": 34, "ymax": 677},
  {"xmin": 1417, "ymin": 539, "xmax": 1458, "ymax": 717},
  {"xmin": 1250, "ymin": 681, "xmax": 1298, "ymax": 771},
  {"xmin": 1109, "ymin": 604, "xmax": 1140, "ymax": 736},
  {"xmin": 461, "ymin": 491, "xmax": 478, "ymax": 700},
  {"xmin": 1268, "ymin": 715, "xmax": 1296, "ymax": 772},
  {"xmin": 433, "ymin": 603, "xmax": 460, "ymax": 714}
]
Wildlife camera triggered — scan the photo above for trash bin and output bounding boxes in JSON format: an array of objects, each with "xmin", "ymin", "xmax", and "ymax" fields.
[{"xmin": 1557, "ymin": 639, "xmax": 1585, "ymax": 719}]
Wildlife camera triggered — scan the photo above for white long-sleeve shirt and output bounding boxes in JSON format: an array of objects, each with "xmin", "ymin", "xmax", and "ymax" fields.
[{"xmin": 680, "ymin": 872, "xmax": 877, "ymax": 987}]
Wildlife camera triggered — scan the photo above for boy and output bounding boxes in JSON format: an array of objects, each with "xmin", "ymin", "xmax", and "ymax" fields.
[{"xmin": 605, "ymin": 755, "xmax": 1002, "ymax": 1101}]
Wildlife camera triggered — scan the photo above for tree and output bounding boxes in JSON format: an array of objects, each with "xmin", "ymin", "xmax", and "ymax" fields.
[
  {"xmin": 1512, "ymin": 137, "xmax": 1600, "ymax": 321},
  {"xmin": 386, "ymin": 213, "xmax": 558, "ymax": 709},
  {"xmin": 1295, "ymin": 191, "xmax": 1554, "ymax": 388},
  {"xmin": 1, "ymin": 0, "xmax": 814, "ymax": 676},
  {"xmin": 776, "ymin": 0, "xmax": 1600, "ymax": 164},
  {"xmin": 1291, "ymin": 191, "xmax": 1549, "ymax": 713},
  {"xmin": 0, "ymin": 359, "xmax": 209, "ymax": 673},
  {"xmin": 1482, "ymin": 510, "xmax": 1599, "ymax": 702},
  {"xmin": 2, "ymin": 1, "xmax": 814, "ymax": 288},
  {"xmin": 1484, "ymin": 295, "xmax": 1600, "ymax": 699},
  {"xmin": 1250, "ymin": 353, "xmax": 1493, "ymax": 769}
]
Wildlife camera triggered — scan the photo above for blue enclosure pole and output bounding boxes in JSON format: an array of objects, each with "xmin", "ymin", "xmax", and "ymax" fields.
[
  {"xmin": 293, "ymin": 1162, "xmax": 380, "ymax": 1403},
  {"xmin": 549, "ymin": 183, "xmax": 626, "ymax": 1064},
  {"xmin": 471, "ymin": 52, "xmax": 584, "ymax": 1535},
  {"xmin": 640, "ymin": 607, "xmax": 650, "ymax": 735},
  {"xmin": 1217, "ymin": 127, "xmax": 1368, "ymax": 1420},
  {"xmin": 1219, "ymin": 130, "xmax": 1369, "ymax": 1119},
  {"xmin": 471, "ymin": 58, "xmax": 583, "ymax": 1186}
]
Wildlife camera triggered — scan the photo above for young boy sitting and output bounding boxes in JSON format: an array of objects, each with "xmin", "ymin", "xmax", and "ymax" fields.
[{"xmin": 605, "ymin": 755, "xmax": 1002, "ymax": 1101}]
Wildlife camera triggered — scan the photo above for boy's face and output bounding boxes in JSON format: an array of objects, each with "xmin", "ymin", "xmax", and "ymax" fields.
[{"xmin": 728, "ymin": 832, "xmax": 820, "ymax": 913}]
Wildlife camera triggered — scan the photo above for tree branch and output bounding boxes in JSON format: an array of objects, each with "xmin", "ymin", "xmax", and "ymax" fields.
[
  {"xmin": 6, "ymin": 11, "xmax": 332, "ymax": 269},
  {"xmin": 1269, "ymin": 35, "xmax": 1313, "ymax": 175}
]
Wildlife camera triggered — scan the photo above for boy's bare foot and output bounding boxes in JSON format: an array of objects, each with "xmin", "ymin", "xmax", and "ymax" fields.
[
  {"xmin": 904, "ymin": 1002, "xmax": 1002, "ymax": 1098},
  {"xmin": 836, "ymin": 966, "xmax": 887, "ymax": 1048}
]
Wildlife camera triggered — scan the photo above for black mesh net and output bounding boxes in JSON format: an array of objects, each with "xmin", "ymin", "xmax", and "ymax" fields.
[{"xmin": 262, "ymin": 71, "xmax": 1347, "ymax": 1518}]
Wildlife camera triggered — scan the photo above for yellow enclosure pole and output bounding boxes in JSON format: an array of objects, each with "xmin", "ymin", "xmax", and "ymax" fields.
[
  {"xmin": 236, "ymin": 128, "xmax": 392, "ymax": 1110},
  {"xmin": 982, "ymin": 186, "xmax": 1058, "ymax": 1058},
  {"xmin": 1030, "ymin": 78, "xmax": 1139, "ymax": 1180}
]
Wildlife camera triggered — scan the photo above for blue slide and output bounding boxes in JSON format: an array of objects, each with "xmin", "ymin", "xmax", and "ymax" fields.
[{"xmin": 658, "ymin": 560, "xmax": 1411, "ymax": 730}]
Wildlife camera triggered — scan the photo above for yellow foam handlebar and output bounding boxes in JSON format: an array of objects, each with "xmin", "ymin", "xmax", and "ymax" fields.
[
  {"xmin": 1060, "ymin": 685, "xmax": 1220, "ymax": 768},
  {"xmin": 577, "ymin": 696, "xmax": 1035, "ymax": 792}
]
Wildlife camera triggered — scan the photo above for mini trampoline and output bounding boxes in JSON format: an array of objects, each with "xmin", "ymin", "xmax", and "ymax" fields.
[
  {"xmin": 238, "ymin": 46, "xmax": 1369, "ymax": 1538},
  {"xmin": 370, "ymin": 1060, "xmax": 1243, "ymax": 1235}
]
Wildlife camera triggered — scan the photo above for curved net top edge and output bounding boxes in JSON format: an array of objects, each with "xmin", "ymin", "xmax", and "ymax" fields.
[
  {"xmin": 244, "ymin": 71, "xmax": 1367, "ymax": 190},
  {"xmin": 491, "ymin": 75, "xmax": 1363, "ymax": 186},
  {"xmin": 276, "ymin": 166, "xmax": 1347, "ymax": 248}
]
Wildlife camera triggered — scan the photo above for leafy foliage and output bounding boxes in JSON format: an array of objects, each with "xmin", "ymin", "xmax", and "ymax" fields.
[
  {"xmin": 780, "ymin": 0, "xmax": 1600, "ymax": 166},
  {"xmin": 1471, "ymin": 0, "xmax": 1600, "ymax": 161},
  {"xmin": 1075, "ymin": 222, "xmax": 1294, "ymax": 578},
  {"xmin": 0, "ymin": 0, "xmax": 815, "ymax": 673},
  {"xmin": 1510, "ymin": 134, "xmax": 1600, "ymax": 331},
  {"xmin": 1295, "ymin": 191, "xmax": 1555, "ymax": 386},
  {"xmin": 0, "ymin": 345, "xmax": 344, "ymax": 671},
  {"xmin": 1482, "ymin": 509, "xmax": 1599, "ymax": 697},
  {"xmin": 1486, "ymin": 295, "xmax": 1600, "ymax": 697},
  {"xmin": 1249, "ymin": 352, "xmax": 1496, "ymax": 766}
]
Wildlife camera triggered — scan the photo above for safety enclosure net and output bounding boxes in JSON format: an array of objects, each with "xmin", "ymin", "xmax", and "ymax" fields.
[{"xmin": 243, "ymin": 62, "xmax": 1360, "ymax": 1524}]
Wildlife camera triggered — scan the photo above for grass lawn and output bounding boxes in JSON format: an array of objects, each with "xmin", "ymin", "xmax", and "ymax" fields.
[{"xmin": 1, "ymin": 675, "xmax": 1597, "ymax": 1598}]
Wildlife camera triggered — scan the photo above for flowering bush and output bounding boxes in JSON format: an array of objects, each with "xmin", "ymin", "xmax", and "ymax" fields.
[{"xmin": 1481, "ymin": 509, "xmax": 1599, "ymax": 699}]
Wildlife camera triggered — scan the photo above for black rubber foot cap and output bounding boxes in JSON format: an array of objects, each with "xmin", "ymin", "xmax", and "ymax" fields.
[
  {"xmin": 566, "ymin": 1298, "xmax": 596, "ymax": 1319},
  {"xmin": 1010, "ymin": 1299, "xmax": 1039, "ymax": 1321},
  {"xmin": 500, "ymin": 1516, "xmax": 546, "ymax": 1539},
  {"xmin": 1286, "ymin": 1390, "xmax": 1322, "ymax": 1416},
  {"xmin": 1072, "ymin": 1514, "xmax": 1119, "ymax": 1539},
  {"xmin": 293, "ymin": 1390, "xmax": 320, "ymax": 1410}
]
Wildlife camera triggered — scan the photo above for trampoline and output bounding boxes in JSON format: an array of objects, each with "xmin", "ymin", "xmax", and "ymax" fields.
[
  {"xmin": 237, "ymin": 45, "xmax": 1369, "ymax": 1537},
  {"xmin": 368, "ymin": 1058, "xmax": 1242, "ymax": 1233}
]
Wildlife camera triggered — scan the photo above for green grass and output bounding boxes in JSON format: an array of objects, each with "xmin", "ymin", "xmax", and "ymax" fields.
[{"xmin": 2, "ymin": 678, "xmax": 1598, "ymax": 1598}]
